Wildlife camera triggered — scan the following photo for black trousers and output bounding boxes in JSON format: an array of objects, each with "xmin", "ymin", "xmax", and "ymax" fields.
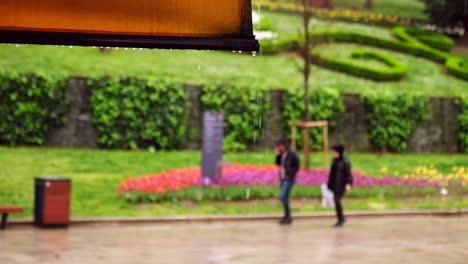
[{"xmin": 334, "ymin": 193, "xmax": 344, "ymax": 222}]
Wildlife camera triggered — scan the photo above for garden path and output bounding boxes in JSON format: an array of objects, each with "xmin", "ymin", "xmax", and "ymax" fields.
[{"xmin": 0, "ymin": 216, "xmax": 467, "ymax": 264}]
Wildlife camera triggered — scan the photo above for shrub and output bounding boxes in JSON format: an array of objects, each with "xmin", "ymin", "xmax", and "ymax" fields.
[
  {"xmin": 261, "ymin": 25, "xmax": 465, "ymax": 81},
  {"xmin": 363, "ymin": 93, "xmax": 431, "ymax": 152},
  {"xmin": 311, "ymin": 49, "xmax": 408, "ymax": 81},
  {"xmin": 258, "ymin": 16, "xmax": 273, "ymax": 31},
  {"xmin": 260, "ymin": 36, "xmax": 299, "ymax": 55},
  {"xmin": 392, "ymin": 27, "xmax": 449, "ymax": 63},
  {"xmin": 455, "ymin": 97, "xmax": 468, "ymax": 153},
  {"xmin": 89, "ymin": 77, "xmax": 188, "ymax": 149},
  {"xmin": 311, "ymin": 29, "xmax": 450, "ymax": 63},
  {"xmin": 446, "ymin": 57, "xmax": 468, "ymax": 81},
  {"xmin": 0, "ymin": 72, "xmax": 68, "ymax": 145},
  {"xmin": 201, "ymin": 85, "xmax": 270, "ymax": 151},
  {"xmin": 282, "ymin": 88, "xmax": 344, "ymax": 150},
  {"xmin": 403, "ymin": 27, "xmax": 455, "ymax": 52}
]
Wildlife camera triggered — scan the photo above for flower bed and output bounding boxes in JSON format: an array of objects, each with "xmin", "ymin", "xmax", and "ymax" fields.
[
  {"xmin": 119, "ymin": 164, "xmax": 466, "ymax": 203},
  {"xmin": 254, "ymin": 1, "xmax": 413, "ymax": 26}
]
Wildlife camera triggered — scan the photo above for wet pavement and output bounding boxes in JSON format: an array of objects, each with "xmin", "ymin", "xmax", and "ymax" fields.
[{"xmin": 1, "ymin": 216, "xmax": 467, "ymax": 264}]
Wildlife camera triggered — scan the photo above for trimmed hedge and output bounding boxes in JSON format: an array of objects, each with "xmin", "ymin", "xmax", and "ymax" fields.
[
  {"xmin": 363, "ymin": 93, "xmax": 431, "ymax": 152},
  {"xmin": 261, "ymin": 26, "xmax": 466, "ymax": 81},
  {"xmin": 0, "ymin": 72, "xmax": 68, "ymax": 145},
  {"xmin": 455, "ymin": 97, "xmax": 468, "ymax": 153},
  {"xmin": 282, "ymin": 88, "xmax": 345, "ymax": 150},
  {"xmin": 311, "ymin": 49, "xmax": 408, "ymax": 81},
  {"xmin": 201, "ymin": 85, "xmax": 270, "ymax": 152},
  {"xmin": 446, "ymin": 57, "xmax": 468, "ymax": 81},
  {"xmin": 260, "ymin": 37, "xmax": 298, "ymax": 55},
  {"xmin": 403, "ymin": 27, "xmax": 455, "ymax": 52},
  {"xmin": 310, "ymin": 28, "xmax": 450, "ymax": 63},
  {"xmin": 89, "ymin": 77, "xmax": 188, "ymax": 150}
]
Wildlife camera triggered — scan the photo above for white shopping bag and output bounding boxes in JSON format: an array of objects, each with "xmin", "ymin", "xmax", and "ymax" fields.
[{"xmin": 321, "ymin": 184, "xmax": 335, "ymax": 208}]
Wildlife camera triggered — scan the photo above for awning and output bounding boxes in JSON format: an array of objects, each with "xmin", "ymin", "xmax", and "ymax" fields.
[{"xmin": 0, "ymin": 0, "xmax": 259, "ymax": 51}]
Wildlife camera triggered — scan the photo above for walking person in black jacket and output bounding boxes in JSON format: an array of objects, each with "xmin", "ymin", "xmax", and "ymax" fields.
[
  {"xmin": 327, "ymin": 144, "xmax": 353, "ymax": 227},
  {"xmin": 275, "ymin": 138, "xmax": 300, "ymax": 225}
]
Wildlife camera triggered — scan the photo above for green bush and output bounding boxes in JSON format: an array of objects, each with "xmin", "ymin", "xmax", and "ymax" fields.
[
  {"xmin": 455, "ymin": 97, "xmax": 468, "ymax": 153},
  {"xmin": 363, "ymin": 93, "xmax": 431, "ymax": 152},
  {"xmin": 311, "ymin": 29, "xmax": 450, "ymax": 63},
  {"xmin": 0, "ymin": 72, "xmax": 68, "ymax": 145},
  {"xmin": 391, "ymin": 27, "xmax": 449, "ymax": 63},
  {"xmin": 265, "ymin": 27, "xmax": 465, "ymax": 81},
  {"xmin": 89, "ymin": 77, "xmax": 188, "ymax": 149},
  {"xmin": 403, "ymin": 27, "xmax": 455, "ymax": 52},
  {"xmin": 311, "ymin": 49, "xmax": 408, "ymax": 81},
  {"xmin": 260, "ymin": 36, "xmax": 298, "ymax": 55},
  {"xmin": 446, "ymin": 57, "xmax": 468, "ymax": 81},
  {"xmin": 258, "ymin": 16, "xmax": 273, "ymax": 31},
  {"xmin": 201, "ymin": 85, "xmax": 270, "ymax": 151},
  {"xmin": 282, "ymin": 88, "xmax": 344, "ymax": 150}
]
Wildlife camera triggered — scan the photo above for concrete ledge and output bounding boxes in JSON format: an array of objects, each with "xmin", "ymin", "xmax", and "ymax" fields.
[{"xmin": 9, "ymin": 209, "xmax": 467, "ymax": 227}]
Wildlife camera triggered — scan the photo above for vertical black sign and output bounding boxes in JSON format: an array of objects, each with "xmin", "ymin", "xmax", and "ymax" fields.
[{"xmin": 202, "ymin": 112, "xmax": 224, "ymax": 181}]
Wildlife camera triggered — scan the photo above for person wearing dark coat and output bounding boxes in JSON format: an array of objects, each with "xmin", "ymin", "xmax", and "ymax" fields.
[
  {"xmin": 275, "ymin": 138, "xmax": 300, "ymax": 225},
  {"xmin": 327, "ymin": 144, "xmax": 353, "ymax": 227}
]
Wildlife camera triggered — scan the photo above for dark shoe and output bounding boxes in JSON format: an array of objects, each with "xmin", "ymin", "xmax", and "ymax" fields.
[
  {"xmin": 280, "ymin": 217, "xmax": 293, "ymax": 225},
  {"xmin": 333, "ymin": 220, "xmax": 345, "ymax": 228}
]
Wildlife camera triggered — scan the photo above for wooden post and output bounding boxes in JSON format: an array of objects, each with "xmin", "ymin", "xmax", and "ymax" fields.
[
  {"xmin": 291, "ymin": 126, "xmax": 297, "ymax": 150},
  {"xmin": 323, "ymin": 125, "xmax": 329, "ymax": 168},
  {"xmin": 303, "ymin": 128, "xmax": 310, "ymax": 169}
]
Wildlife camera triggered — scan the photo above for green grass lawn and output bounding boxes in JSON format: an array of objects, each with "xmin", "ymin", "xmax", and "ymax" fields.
[
  {"xmin": 0, "ymin": 147, "xmax": 466, "ymax": 218},
  {"xmin": 0, "ymin": 12, "xmax": 468, "ymax": 96},
  {"xmin": 1, "ymin": 11, "xmax": 466, "ymax": 96}
]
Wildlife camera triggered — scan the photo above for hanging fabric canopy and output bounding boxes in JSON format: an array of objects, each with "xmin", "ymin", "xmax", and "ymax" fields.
[{"xmin": 0, "ymin": 0, "xmax": 259, "ymax": 51}]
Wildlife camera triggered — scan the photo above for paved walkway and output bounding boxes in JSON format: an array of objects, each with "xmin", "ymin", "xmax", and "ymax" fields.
[{"xmin": 1, "ymin": 216, "xmax": 467, "ymax": 264}]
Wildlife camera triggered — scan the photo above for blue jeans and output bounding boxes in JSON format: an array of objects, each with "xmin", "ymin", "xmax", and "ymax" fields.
[{"xmin": 280, "ymin": 179, "xmax": 295, "ymax": 218}]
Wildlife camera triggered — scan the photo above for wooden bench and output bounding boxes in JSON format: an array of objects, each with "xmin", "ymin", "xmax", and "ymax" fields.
[{"xmin": 0, "ymin": 206, "xmax": 23, "ymax": 230}]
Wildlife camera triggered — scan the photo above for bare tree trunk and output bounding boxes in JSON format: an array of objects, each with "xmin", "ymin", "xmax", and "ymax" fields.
[
  {"xmin": 302, "ymin": 0, "xmax": 312, "ymax": 169},
  {"xmin": 365, "ymin": 0, "xmax": 373, "ymax": 9},
  {"xmin": 463, "ymin": 18, "xmax": 468, "ymax": 46}
]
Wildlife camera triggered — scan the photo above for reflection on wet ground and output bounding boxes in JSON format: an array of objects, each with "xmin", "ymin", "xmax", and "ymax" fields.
[{"xmin": 1, "ymin": 216, "xmax": 467, "ymax": 264}]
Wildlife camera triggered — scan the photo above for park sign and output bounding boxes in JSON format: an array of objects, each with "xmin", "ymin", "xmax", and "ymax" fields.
[
  {"xmin": 202, "ymin": 112, "xmax": 224, "ymax": 183},
  {"xmin": 0, "ymin": 0, "xmax": 259, "ymax": 51}
]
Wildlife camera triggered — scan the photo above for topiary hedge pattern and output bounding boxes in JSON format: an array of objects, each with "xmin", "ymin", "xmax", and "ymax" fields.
[
  {"xmin": 455, "ymin": 97, "xmax": 468, "ymax": 153},
  {"xmin": 89, "ymin": 77, "xmax": 188, "ymax": 150},
  {"xmin": 311, "ymin": 49, "xmax": 408, "ymax": 81},
  {"xmin": 363, "ymin": 93, "xmax": 431, "ymax": 152},
  {"xmin": 282, "ymin": 88, "xmax": 345, "ymax": 150},
  {"xmin": 201, "ymin": 85, "xmax": 270, "ymax": 152},
  {"xmin": 0, "ymin": 72, "xmax": 68, "ymax": 145},
  {"xmin": 261, "ymin": 26, "xmax": 467, "ymax": 82}
]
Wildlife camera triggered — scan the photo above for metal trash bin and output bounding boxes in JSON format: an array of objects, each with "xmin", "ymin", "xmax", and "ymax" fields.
[{"xmin": 35, "ymin": 177, "xmax": 71, "ymax": 227}]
